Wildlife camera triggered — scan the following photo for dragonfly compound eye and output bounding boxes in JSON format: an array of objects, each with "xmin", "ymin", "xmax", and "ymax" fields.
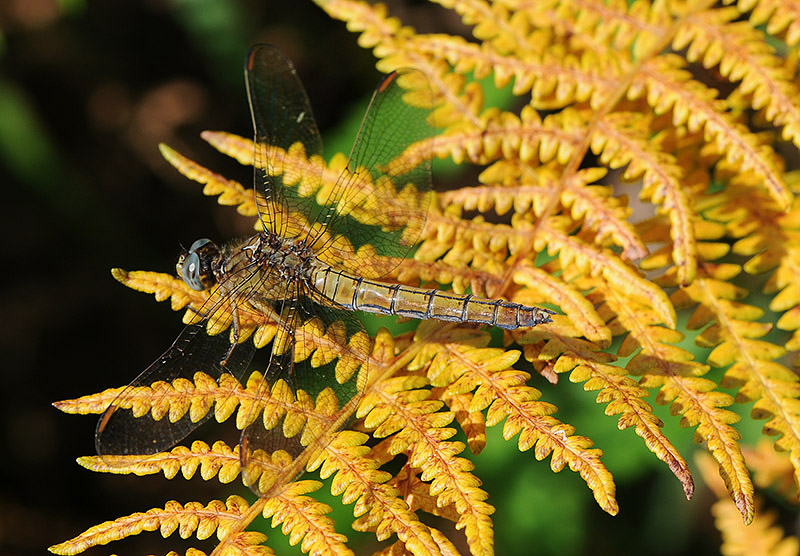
[{"xmin": 177, "ymin": 238, "xmax": 218, "ymax": 291}]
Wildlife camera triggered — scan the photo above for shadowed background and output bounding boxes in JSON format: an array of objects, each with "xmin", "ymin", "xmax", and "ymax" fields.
[{"xmin": 1, "ymin": 1, "xmax": 719, "ymax": 555}]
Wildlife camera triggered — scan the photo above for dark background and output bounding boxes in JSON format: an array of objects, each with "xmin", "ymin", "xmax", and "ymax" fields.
[{"xmin": 1, "ymin": 1, "xmax": 725, "ymax": 555}]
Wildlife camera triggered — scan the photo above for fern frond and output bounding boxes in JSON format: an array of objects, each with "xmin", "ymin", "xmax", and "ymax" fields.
[
  {"xmin": 49, "ymin": 496, "xmax": 255, "ymax": 555},
  {"xmin": 587, "ymin": 270, "xmax": 748, "ymax": 509},
  {"xmin": 697, "ymin": 452, "xmax": 800, "ymax": 556},
  {"xmin": 534, "ymin": 217, "xmax": 676, "ymax": 328},
  {"xmin": 389, "ymin": 255, "xmax": 506, "ymax": 298},
  {"xmin": 77, "ymin": 440, "xmax": 241, "ymax": 483},
  {"xmin": 443, "ymin": 161, "xmax": 646, "ymax": 261},
  {"xmin": 411, "ymin": 321, "xmax": 619, "ymax": 515},
  {"xmin": 111, "ymin": 267, "xmax": 198, "ymax": 311},
  {"xmin": 741, "ymin": 0, "xmax": 800, "ymax": 47},
  {"xmin": 734, "ymin": 193, "xmax": 800, "ymax": 350},
  {"xmin": 440, "ymin": 389, "xmax": 487, "ymax": 454},
  {"xmin": 312, "ymin": 431, "xmax": 443, "ymax": 556},
  {"xmin": 556, "ymin": 349, "xmax": 694, "ymax": 498},
  {"xmin": 110, "ymin": 268, "xmax": 279, "ymax": 345},
  {"xmin": 159, "ymin": 142, "xmax": 258, "ymax": 216},
  {"xmin": 592, "ymin": 112, "xmax": 698, "ymax": 284},
  {"xmin": 676, "ymin": 7, "xmax": 800, "ymax": 148},
  {"xmin": 432, "ymin": 0, "xmax": 532, "ymax": 55},
  {"xmin": 55, "ymin": 370, "xmax": 244, "ymax": 425},
  {"xmin": 679, "ymin": 271, "xmax": 800, "ymax": 502},
  {"xmin": 261, "ymin": 480, "xmax": 351, "ymax": 556},
  {"xmin": 744, "ymin": 440, "xmax": 798, "ymax": 503},
  {"xmin": 634, "ymin": 54, "xmax": 791, "ymax": 210},
  {"xmin": 359, "ymin": 368, "xmax": 494, "ymax": 556},
  {"xmin": 629, "ymin": 268, "xmax": 754, "ymax": 521},
  {"xmin": 512, "ymin": 262, "xmax": 611, "ymax": 345},
  {"xmin": 713, "ymin": 499, "xmax": 800, "ymax": 556},
  {"xmin": 491, "ymin": 0, "xmax": 669, "ymax": 58}
]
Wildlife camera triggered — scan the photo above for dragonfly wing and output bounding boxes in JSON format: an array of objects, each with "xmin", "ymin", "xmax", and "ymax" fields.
[
  {"xmin": 246, "ymin": 44, "xmax": 324, "ymax": 238},
  {"xmin": 240, "ymin": 290, "xmax": 370, "ymax": 495},
  {"xmin": 310, "ymin": 69, "xmax": 436, "ymax": 277},
  {"xmin": 95, "ymin": 322, "xmax": 256, "ymax": 456}
]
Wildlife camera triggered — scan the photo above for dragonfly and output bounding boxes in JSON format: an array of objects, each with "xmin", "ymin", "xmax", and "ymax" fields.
[{"xmin": 95, "ymin": 44, "xmax": 554, "ymax": 494}]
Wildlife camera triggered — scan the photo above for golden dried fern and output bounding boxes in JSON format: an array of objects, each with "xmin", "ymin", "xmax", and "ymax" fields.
[{"xmin": 53, "ymin": 0, "xmax": 800, "ymax": 554}]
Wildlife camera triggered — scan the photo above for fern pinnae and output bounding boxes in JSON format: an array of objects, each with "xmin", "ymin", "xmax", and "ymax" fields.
[
  {"xmin": 513, "ymin": 263, "xmax": 611, "ymax": 345},
  {"xmin": 686, "ymin": 271, "xmax": 800, "ymax": 500},
  {"xmin": 676, "ymin": 7, "xmax": 800, "ymax": 148},
  {"xmin": 591, "ymin": 111, "xmax": 698, "ymax": 284},
  {"xmin": 441, "ymin": 161, "xmax": 645, "ymax": 261},
  {"xmin": 769, "ymin": 245, "xmax": 800, "ymax": 351},
  {"xmin": 419, "ymin": 208, "xmax": 658, "ymax": 323},
  {"xmin": 558, "ymin": 168, "xmax": 645, "ymax": 260},
  {"xmin": 410, "ymin": 322, "xmax": 619, "ymax": 514},
  {"xmin": 638, "ymin": 55, "xmax": 792, "ymax": 210},
  {"xmin": 49, "ymin": 496, "xmax": 254, "ymax": 556},
  {"xmin": 744, "ymin": 0, "xmax": 800, "ymax": 46},
  {"xmin": 111, "ymin": 267, "xmax": 198, "ymax": 311},
  {"xmin": 159, "ymin": 142, "xmax": 257, "ymax": 216},
  {"xmin": 78, "ymin": 440, "xmax": 241, "ymax": 482},
  {"xmin": 315, "ymin": 433, "xmax": 443, "ymax": 556},
  {"xmin": 555, "ymin": 349, "xmax": 694, "ymax": 497},
  {"xmin": 437, "ymin": 387, "xmax": 488, "ymax": 454},
  {"xmin": 533, "ymin": 218, "xmax": 677, "ymax": 327},
  {"xmin": 362, "ymin": 365, "xmax": 495, "ymax": 556},
  {"xmin": 262, "ymin": 480, "xmax": 352, "ymax": 556}
]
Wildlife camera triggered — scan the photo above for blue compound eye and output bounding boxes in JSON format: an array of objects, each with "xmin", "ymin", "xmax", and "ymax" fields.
[
  {"xmin": 189, "ymin": 238, "xmax": 212, "ymax": 252},
  {"xmin": 181, "ymin": 251, "xmax": 204, "ymax": 290},
  {"xmin": 176, "ymin": 238, "xmax": 218, "ymax": 291}
]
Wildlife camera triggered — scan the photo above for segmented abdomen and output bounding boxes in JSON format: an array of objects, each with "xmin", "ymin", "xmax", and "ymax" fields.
[{"xmin": 313, "ymin": 266, "xmax": 553, "ymax": 329}]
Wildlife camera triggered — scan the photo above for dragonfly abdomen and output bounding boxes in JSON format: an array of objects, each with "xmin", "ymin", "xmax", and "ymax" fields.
[{"xmin": 313, "ymin": 266, "xmax": 553, "ymax": 329}]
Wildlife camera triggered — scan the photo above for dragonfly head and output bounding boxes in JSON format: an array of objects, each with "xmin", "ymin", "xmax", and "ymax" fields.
[{"xmin": 177, "ymin": 238, "xmax": 219, "ymax": 291}]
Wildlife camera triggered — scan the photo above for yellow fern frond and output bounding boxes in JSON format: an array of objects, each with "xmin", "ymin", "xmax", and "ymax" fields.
[
  {"xmin": 312, "ymin": 431, "xmax": 443, "ymax": 556},
  {"xmin": 358, "ymin": 369, "xmax": 495, "ymax": 556},
  {"xmin": 634, "ymin": 55, "xmax": 791, "ymax": 210},
  {"xmin": 77, "ymin": 440, "xmax": 241, "ymax": 483},
  {"xmin": 55, "ymin": 370, "xmax": 243, "ymax": 425},
  {"xmin": 50, "ymin": 496, "xmax": 254, "ymax": 555},
  {"xmin": 698, "ymin": 452, "xmax": 800, "ymax": 556},
  {"xmin": 411, "ymin": 322, "xmax": 618, "ymax": 515},
  {"xmin": 160, "ymin": 141, "xmax": 258, "ymax": 216},
  {"xmin": 555, "ymin": 349, "xmax": 694, "ymax": 498},
  {"xmin": 676, "ymin": 7, "xmax": 800, "ymax": 148},
  {"xmin": 111, "ymin": 268, "xmax": 279, "ymax": 345},
  {"xmin": 261, "ymin": 480, "xmax": 351, "ymax": 556},
  {"xmin": 679, "ymin": 273, "xmax": 800, "ymax": 504},
  {"xmin": 744, "ymin": 440, "xmax": 798, "ymax": 503},
  {"xmin": 592, "ymin": 112, "xmax": 698, "ymax": 284},
  {"xmin": 741, "ymin": 0, "xmax": 800, "ymax": 47}
]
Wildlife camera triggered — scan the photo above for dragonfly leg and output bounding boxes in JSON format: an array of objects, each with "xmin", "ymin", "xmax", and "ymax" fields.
[
  {"xmin": 185, "ymin": 304, "xmax": 212, "ymax": 320},
  {"xmin": 219, "ymin": 285, "xmax": 242, "ymax": 367}
]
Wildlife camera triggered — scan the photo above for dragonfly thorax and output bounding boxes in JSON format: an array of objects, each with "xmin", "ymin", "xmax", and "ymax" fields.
[
  {"xmin": 249, "ymin": 232, "xmax": 315, "ymax": 279},
  {"xmin": 192, "ymin": 232, "xmax": 319, "ymax": 300}
]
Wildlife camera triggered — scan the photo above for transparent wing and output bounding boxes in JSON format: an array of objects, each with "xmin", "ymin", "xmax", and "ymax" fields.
[
  {"xmin": 246, "ymin": 44, "xmax": 323, "ymax": 237},
  {"xmin": 246, "ymin": 44, "xmax": 437, "ymax": 278},
  {"xmin": 239, "ymin": 287, "xmax": 370, "ymax": 495},
  {"xmin": 95, "ymin": 322, "xmax": 256, "ymax": 456},
  {"xmin": 310, "ymin": 69, "xmax": 436, "ymax": 276}
]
